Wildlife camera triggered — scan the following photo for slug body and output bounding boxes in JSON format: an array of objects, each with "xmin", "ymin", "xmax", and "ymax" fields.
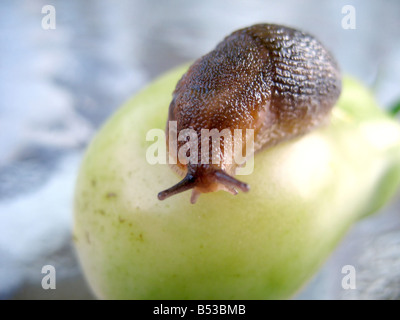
[{"xmin": 158, "ymin": 23, "xmax": 341, "ymax": 203}]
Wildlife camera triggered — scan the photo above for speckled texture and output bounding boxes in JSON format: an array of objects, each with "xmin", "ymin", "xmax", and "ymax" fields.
[{"xmin": 164, "ymin": 24, "xmax": 341, "ymax": 200}]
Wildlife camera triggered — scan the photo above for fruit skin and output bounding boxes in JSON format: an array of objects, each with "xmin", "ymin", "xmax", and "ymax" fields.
[{"xmin": 73, "ymin": 65, "xmax": 400, "ymax": 300}]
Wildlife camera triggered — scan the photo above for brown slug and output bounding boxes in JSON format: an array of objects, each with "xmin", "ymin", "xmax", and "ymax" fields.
[{"xmin": 158, "ymin": 23, "xmax": 341, "ymax": 204}]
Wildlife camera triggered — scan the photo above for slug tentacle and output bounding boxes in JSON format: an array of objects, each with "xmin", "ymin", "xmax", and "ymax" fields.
[
  {"xmin": 214, "ymin": 170, "xmax": 250, "ymax": 193},
  {"xmin": 158, "ymin": 173, "xmax": 196, "ymax": 201}
]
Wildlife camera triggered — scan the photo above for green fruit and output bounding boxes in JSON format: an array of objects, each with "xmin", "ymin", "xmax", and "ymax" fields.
[{"xmin": 73, "ymin": 65, "xmax": 400, "ymax": 299}]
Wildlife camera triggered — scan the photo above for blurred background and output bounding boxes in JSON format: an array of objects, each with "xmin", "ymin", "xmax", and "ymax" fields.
[{"xmin": 1, "ymin": 0, "xmax": 400, "ymax": 299}]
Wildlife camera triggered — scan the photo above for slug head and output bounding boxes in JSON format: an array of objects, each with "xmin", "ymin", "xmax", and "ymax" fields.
[{"xmin": 158, "ymin": 164, "xmax": 249, "ymax": 204}]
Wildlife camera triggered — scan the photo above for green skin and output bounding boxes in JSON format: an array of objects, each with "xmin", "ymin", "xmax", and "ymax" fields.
[{"xmin": 73, "ymin": 65, "xmax": 400, "ymax": 299}]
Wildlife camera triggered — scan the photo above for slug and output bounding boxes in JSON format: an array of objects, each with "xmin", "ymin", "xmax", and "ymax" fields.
[{"xmin": 158, "ymin": 23, "xmax": 341, "ymax": 204}]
